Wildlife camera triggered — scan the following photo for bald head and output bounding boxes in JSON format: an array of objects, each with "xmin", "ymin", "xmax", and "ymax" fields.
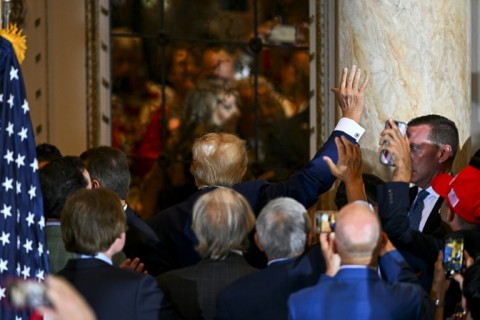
[{"xmin": 334, "ymin": 202, "xmax": 381, "ymax": 264}]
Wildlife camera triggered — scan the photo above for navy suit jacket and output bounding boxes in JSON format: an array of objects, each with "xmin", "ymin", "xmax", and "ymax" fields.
[
  {"xmin": 149, "ymin": 129, "xmax": 357, "ymax": 273},
  {"xmin": 124, "ymin": 205, "xmax": 166, "ymax": 276},
  {"xmin": 288, "ymin": 251, "xmax": 432, "ymax": 320},
  {"xmin": 157, "ymin": 253, "xmax": 256, "ymax": 320},
  {"xmin": 215, "ymin": 244, "xmax": 325, "ymax": 320},
  {"xmin": 57, "ymin": 258, "xmax": 176, "ymax": 320}
]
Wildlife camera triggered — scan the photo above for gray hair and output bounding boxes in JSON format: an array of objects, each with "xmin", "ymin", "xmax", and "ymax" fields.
[
  {"xmin": 192, "ymin": 188, "xmax": 255, "ymax": 260},
  {"xmin": 256, "ymin": 197, "xmax": 310, "ymax": 260}
]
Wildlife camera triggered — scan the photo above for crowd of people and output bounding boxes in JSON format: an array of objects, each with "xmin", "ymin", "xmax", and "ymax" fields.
[
  {"xmin": 110, "ymin": 28, "xmax": 313, "ymax": 218},
  {"xmin": 13, "ymin": 64, "xmax": 480, "ymax": 320}
]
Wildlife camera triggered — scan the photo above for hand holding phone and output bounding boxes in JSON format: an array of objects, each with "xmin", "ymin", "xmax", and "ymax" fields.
[
  {"xmin": 315, "ymin": 211, "xmax": 336, "ymax": 234},
  {"xmin": 444, "ymin": 235, "xmax": 464, "ymax": 278},
  {"xmin": 6, "ymin": 278, "xmax": 50, "ymax": 309},
  {"xmin": 379, "ymin": 120, "xmax": 407, "ymax": 166}
]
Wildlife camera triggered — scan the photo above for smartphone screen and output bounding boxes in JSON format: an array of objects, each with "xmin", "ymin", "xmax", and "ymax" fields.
[
  {"xmin": 315, "ymin": 212, "xmax": 336, "ymax": 234},
  {"xmin": 379, "ymin": 120, "xmax": 407, "ymax": 166},
  {"xmin": 6, "ymin": 278, "xmax": 50, "ymax": 309},
  {"xmin": 444, "ymin": 235, "xmax": 464, "ymax": 278}
]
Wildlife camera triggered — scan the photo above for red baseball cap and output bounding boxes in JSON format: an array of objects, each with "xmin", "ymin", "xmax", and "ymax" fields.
[{"xmin": 431, "ymin": 165, "xmax": 480, "ymax": 224}]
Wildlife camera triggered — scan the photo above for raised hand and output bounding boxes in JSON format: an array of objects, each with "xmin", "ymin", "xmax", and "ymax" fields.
[
  {"xmin": 320, "ymin": 232, "xmax": 341, "ymax": 277},
  {"xmin": 331, "ymin": 65, "xmax": 369, "ymax": 123},
  {"xmin": 323, "ymin": 135, "xmax": 366, "ymax": 203}
]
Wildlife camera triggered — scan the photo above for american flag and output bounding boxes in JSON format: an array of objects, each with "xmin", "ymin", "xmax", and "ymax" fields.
[{"xmin": 0, "ymin": 37, "xmax": 50, "ymax": 319}]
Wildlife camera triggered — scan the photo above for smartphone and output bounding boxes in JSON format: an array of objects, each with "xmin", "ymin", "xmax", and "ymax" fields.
[
  {"xmin": 6, "ymin": 278, "xmax": 50, "ymax": 309},
  {"xmin": 379, "ymin": 120, "xmax": 407, "ymax": 166},
  {"xmin": 315, "ymin": 212, "xmax": 336, "ymax": 234},
  {"xmin": 444, "ymin": 235, "xmax": 464, "ymax": 278}
]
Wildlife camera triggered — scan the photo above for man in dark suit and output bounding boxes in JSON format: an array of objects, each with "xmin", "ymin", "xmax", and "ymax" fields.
[
  {"xmin": 157, "ymin": 188, "xmax": 257, "ymax": 320},
  {"xmin": 378, "ymin": 121, "xmax": 480, "ymax": 317},
  {"xmin": 149, "ymin": 65, "xmax": 369, "ymax": 272},
  {"xmin": 80, "ymin": 146, "xmax": 164, "ymax": 275},
  {"xmin": 57, "ymin": 188, "xmax": 175, "ymax": 320},
  {"xmin": 405, "ymin": 115, "xmax": 458, "ymax": 235},
  {"xmin": 288, "ymin": 202, "xmax": 432, "ymax": 320},
  {"xmin": 40, "ymin": 156, "xmax": 91, "ymax": 273},
  {"xmin": 216, "ymin": 197, "xmax": 324, "ymax": 320}
]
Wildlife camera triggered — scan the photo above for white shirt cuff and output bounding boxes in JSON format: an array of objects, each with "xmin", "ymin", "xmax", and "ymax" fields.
[
  {"xmin": 353, "ymin": 200, "xmax": 375, "ymax": 212},
  {"xmin": 335, "ymin": 118, "xmax": 365, "ymax": 142}
]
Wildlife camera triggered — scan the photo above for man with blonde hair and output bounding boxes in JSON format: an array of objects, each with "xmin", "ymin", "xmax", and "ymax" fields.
[
  {"xmin": 150, "ymin": 65, "xmax": 369, "ymax": 272},
  {"xmin": 157, "ymin": 188, "xmax": 256, "ymax": 320}
]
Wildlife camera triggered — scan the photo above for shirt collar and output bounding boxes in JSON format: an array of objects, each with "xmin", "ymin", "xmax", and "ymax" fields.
[{"xmin": 79, "ymin": 252, "xmax": 112, "ymax": 265}]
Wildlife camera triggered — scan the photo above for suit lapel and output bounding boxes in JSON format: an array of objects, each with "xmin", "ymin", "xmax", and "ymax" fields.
[
  {"xmin": 422, "ymin": 197, "xmax": 444, "ymax": 234},
  {"xmin": 409, "ymin": 186, "xmax": 418, "ymax": 207}
]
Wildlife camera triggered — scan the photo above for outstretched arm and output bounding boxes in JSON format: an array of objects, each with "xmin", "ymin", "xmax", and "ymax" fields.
[{"xmin": 255, "ymin": 66, "xmax": 369, "ymax": 210}]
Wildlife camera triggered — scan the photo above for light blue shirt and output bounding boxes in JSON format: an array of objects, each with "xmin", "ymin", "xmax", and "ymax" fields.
[{"xmin": 79, "ymin": 252, "xmax": 112, "ymax": 265}]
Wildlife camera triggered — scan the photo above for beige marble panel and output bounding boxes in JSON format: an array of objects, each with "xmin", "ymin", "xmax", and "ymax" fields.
[{"xmin": 338, "ymin": 0, "xmax": 471, "ymax": 179}]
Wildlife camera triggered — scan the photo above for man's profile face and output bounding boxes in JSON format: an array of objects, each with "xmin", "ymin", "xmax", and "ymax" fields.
[{"xmin": 407, "ymin": 124, "xmax": 442, "ymax": 189}]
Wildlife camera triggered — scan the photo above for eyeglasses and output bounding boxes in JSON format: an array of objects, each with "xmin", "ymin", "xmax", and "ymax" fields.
[{"xmin": 410, "ymin": 141, "xmax": 443, "ymax": 154}]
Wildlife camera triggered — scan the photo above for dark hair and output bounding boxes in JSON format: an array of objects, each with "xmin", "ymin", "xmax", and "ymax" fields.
[
  {"xmin": 463, "ymin": 263, "xmax": 480, "ymax": 319},
  {"xmin": 39, "ymin": 156, "xmax": 88, "ymax": 219},
  {"xmin": 36, "ymin": 143, "xmax": 62, "ymax": 163},
  {"xmin": 408, "ymin": 114, "xmax": 459, "ymax": 158},
  {"xmin": 335, "ymin": 173, "xmax": 384, "ymax": 210},
  {"xmin": 61, "ymin": 188, "xmax": 126, "ymax": 255},
  {"xmin": 80, "ymin": 146, "xmax": 131, "ymax": 200}
]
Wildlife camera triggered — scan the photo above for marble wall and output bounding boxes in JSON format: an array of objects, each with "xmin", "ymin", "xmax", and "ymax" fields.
[{"xmin": 338, "ymin": 0, "xmax": 471, "ymax": 179}]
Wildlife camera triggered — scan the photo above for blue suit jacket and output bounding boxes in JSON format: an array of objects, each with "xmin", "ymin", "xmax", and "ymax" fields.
[
  {"xmin": 58, "ymin": 258, "xmax": 176, "ymax": 320},
  {"xmin": 215, "ymin": 244, "xmax": 325, "ymax": 320},
  {"xmin": 288, "ymin": 251, "xmax": 432, "ymax": 320},
  {"xmin": 149, "ymin": 129, "xmax": 357, "ymax": 273}
]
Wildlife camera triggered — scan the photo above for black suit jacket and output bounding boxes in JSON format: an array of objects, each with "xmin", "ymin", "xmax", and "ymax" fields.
[
  {"xmin": 157, "ymin": 253, "xmax": 256, "ymax": 320},
  {"xmin": 124, "ymin": 205, "xmax": 166, "ymax": 276},
  {"xmin": 216, "ymin": 245, "xmax": 325, "ymax": 320},
  {"xmin": 58, "ymin": 258, "xmax": 176, "ymax": 320}
]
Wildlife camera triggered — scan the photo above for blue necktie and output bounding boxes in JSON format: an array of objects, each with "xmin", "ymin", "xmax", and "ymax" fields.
[{"xmin": 409, "ymin": 189, "xmax": 429, "ymax": 230}]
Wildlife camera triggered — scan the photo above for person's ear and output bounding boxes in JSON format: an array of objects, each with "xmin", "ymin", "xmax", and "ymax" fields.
[
  {"xmin": 306, "ymin": 232, "xmax": 313, "ymax": 248},
  {"xmin": 91, "ymin": 179, "xmax": 101, "ymax": 189},
  {"xmin": 332, "ymin": 234, "xmax": 338, "ymax": 254},
  {"xmin": 254, "ymin": 233, "xmax": 264, "ymax": 252},
  {"xmin": 438, "ymin": 144, "xmax": 453, "ymax": 163}
]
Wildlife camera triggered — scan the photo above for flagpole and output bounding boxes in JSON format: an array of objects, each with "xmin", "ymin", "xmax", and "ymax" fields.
[{"xmin": 1, "ymin": 0, "xmax": 11, "ymax": 29}]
